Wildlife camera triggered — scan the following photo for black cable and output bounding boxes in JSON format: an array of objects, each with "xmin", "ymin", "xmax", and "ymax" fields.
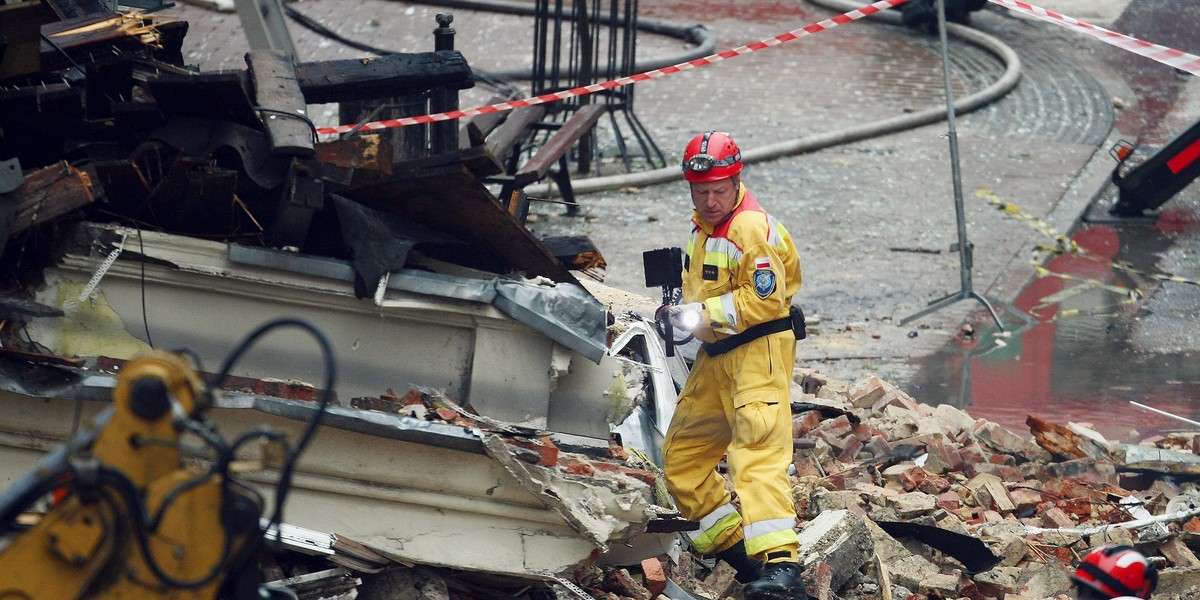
[
  {"xmin": 135, "ymin": 225, "xmax": 153, "ymax": 348},
  {"xmin": 0, "ymin": 467, "xmax": 72, "ymax": 531},
  {"xmin": 208, "ymin": 318, "xmax": 336, "ymax": 544},
  {"xmin": 92, "ymin": 465, "xmax": 236, "ymax": 589},
  {"xmin": 253, "ymin": 106, "xmax": 320, "ymax": 144}
]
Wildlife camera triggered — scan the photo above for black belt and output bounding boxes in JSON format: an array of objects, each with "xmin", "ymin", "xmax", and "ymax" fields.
[{"xmin": 702, "ymin": 305, "xmax": 806, "ymax": 357}]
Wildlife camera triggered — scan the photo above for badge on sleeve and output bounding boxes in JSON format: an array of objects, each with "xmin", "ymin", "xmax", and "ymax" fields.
[{"xmin": 753, "ymin": 256, "xmax": 776, "ymax": 298}]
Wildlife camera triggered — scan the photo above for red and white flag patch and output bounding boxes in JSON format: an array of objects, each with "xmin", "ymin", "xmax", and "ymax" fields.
[{"xmin": 755, "ymin": 257, "xmax": 771, "ymax": 270}]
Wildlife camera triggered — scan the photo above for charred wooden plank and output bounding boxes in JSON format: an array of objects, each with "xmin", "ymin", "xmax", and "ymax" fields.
[
  {"xmin": 313, "ymin": 145, "xmax": 501, "ymax": 188},
  {"xmin": 485, "ymin": 105, "xmax": 546, "ymax": 165},
  {"xmin": 0, "ymin": 83, "xmax": 83, "ymax": 167},
  {"xmin": 459, "ymin": 95, "xmax": 508, "ymax": 149},
  {"xmin": 144, "ymin": 71, "xmax": 261, "ymax": 128},
  {"xmin": 513, "ymin": 103, "xmax": 605, "ymax": 187},
  {"xmin": 246, "ymin": 50, "xmax": 314, "ymax": 157},
  {"xmin": 3, "ymin": 161, "xmax": 94, "ymax": 233},
  {"xmin": 341, "ymin": 165, "xmax": 572, "ymax": 283},
  {"xmin": 43, "ymin": 0, "xmax": 108, "ymax": 19},
  {"xmin": 293, "ymin": 51, "xmax": 472, "ymax": 105},
  {"xmin": 40, "ymin": 13, "xmax": 187, "ymax": 71},
  {"xmin": 0, "ymin": 1, "xmax": 50, "ymax": 79}
]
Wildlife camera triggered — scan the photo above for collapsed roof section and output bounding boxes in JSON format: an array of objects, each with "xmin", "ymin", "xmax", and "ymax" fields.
[{"xmin": 0, "ymin": 2, "xmax": 689, "ymax": 580}]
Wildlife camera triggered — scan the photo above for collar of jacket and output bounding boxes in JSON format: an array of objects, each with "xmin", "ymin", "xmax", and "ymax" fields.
[{"xmin": 691, "ymin": 182, "xmax": 760, "ymax": 236}]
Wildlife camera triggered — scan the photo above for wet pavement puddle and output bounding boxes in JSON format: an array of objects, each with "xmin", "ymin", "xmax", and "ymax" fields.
[{"xmin": 910, "ymin": 204, "xmax": 1200, "ymax": 440}]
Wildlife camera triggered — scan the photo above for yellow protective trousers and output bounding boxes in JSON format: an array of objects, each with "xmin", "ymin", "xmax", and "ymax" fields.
[{"xmin": 663, "ymin": 330, "xmax": 799, "ymax": 559}]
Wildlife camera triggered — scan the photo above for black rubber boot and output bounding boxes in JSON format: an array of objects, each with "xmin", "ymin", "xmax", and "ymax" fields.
[
  {"xmin": 743, "ymin": 561, "xmax": 809, "ymax": 600},
  {"xmin": 712, "ymin": 540, "xmax": 763, "ymax": 584}
]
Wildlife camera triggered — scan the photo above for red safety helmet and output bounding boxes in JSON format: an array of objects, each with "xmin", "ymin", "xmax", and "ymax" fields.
[
  {"xmin": 1071, "ymin": 545, "xmax": 1157, "ymax": 600},
  {"xmin": 681, "ymin": 131, "xmax": 743, "ymax": 183}
]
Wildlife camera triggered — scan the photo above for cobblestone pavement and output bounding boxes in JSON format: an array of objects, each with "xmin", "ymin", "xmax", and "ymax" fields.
[{"xmin": 160, "ymin": 0, "xmax": 1197, "ymax": 399}]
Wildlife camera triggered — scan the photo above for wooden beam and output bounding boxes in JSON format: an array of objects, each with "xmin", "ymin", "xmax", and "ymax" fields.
[
  {"xmin": 247, "ymin": 49, "xmax": 314, "ymax": 157},
  {"xmin": 4, "ymin": 161, "xmax": 94, "ymax": 234},
  {"xmin": 294, "ymin": 51, "xmax": 472, "ymax": 105},
  {"xmin": 514, "ymin": 104, "xmax": 605, "ymax": 187},
  {"xmin": 484, "ymin": 105, "xmax": 546, "ymax": 164}
]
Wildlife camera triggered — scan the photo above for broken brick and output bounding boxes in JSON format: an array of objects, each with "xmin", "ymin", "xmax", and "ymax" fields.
[
  {"xmin": 847, "ymin": 375, "xmax": 890, "ymax": 409},
  {"xmin": 936, "ymin": 491, "xmax": 961, "ymax": 511},
  {"xmin": 793, "ymin": 410, "xmax": 825, "ymax": 436},
  {"xmin": 505, "ymin": 436, "xmax": 560, "ymax": 467},
  {"xmin": 915, "ymin": 475, "xmax": 951, "ymax": 496},
  {"xmin": 602, "ymin": 568, "xmax": 650, "ymax": 600},
  {"xmin": 1039, "ymin": 506, "xmax": 1076, "ymax": 529},
  {"xmin": 640, "ymin": 558, "xmax": 667, "ymax": 599}
]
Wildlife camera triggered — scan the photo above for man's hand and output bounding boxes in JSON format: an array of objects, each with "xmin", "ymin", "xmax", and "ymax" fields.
[{"xmin": 667, "ymin": 303, "xmax": 705, "ymax": 331}]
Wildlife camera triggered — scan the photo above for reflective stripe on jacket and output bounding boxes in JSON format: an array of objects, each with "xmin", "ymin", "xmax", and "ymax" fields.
[{"xmin": 683, "ymin": 183, "xmax": 802, "ymax": 341}]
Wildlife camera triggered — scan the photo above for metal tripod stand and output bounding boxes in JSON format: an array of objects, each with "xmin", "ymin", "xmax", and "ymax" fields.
[{"xmin": 900, "ymin": 0, "xmax": 1007, "ymax": 331}]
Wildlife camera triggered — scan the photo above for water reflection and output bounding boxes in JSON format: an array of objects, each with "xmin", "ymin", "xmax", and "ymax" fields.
[{"xmin": 912, "ymin": 211, "xmax": 1200, "ymax": 440}]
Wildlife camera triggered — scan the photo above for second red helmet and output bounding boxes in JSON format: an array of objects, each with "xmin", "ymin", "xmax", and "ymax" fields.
[
  {"xmin": 681, "ymin": 131, "xmax": 743, "ymax": 183},
  {"xmin": 1071, "ymin": 545, "xmax": 1157, "ymax": 600}
]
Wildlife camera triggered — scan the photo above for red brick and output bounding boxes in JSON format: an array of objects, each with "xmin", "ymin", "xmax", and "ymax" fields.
[
  {"xmin": 401, "ymin": 388, "xmax": 425, "ymax": 406},
  {"xmin": 923, "ymin": 440, "xmax": 965, "ymax": 475},
  {"xmin": 1051, "ymin": 547, "xmax": 1075, "ymax": 567},
  {"xmin": 507, "ymin": 436, "xmax": 560, "ymax": 467},
  {"xmin": 603, "ymin": 568, "xmax": 650, "ymax": 600},
  {"xmin": 827, "ymin": 465, "xmax": 877, "ymax": 489},
  {"xmin": 847, "ymin": 375, "xmax": 889, "ymax": 408},
  {"xmin": 916, "ymin": 475, "xmax": 951, "ymax": 495},
  {"xmin": 812, "ymin": 561, "xmax": 834, "ymax": 600},
  {"xmin": 641, "ymin": 558, "xmax": 667, "ymax": 599},
  {"xmin": 814, "ymin": 415, "xmax": 852, "ymax": 438},
  {"xmin": 838, "ymin": 435, "xmax": 864, "ymax": 462},
  {"xmin": 254, "ymin": 378, "xmax": 318, "ymax": 402},
  {"xmin": 608, "ymin": 438, "xmax": 630, "ymax": 461},
  {"xmin": 793, "ymin": 410, "xmax": 824, "ymax": 436},
  {"xmin": 1185, "ymin": 517, "xmax": 1200, "ymax": 533},
  {"xmin": 813, "ymin": 429, "xmax": 849, "ymax": 453},
  {"xmin": 565, "ymin": 458, "xmax": 597, "ymax": 476},
  {"xmin": 863, "ymin": 435, "xmax": 892, "ymax": 458},
  {"xmin": 937, "ymin": 491, "xmax": 961, "ymax": 511},
  {"xmin": 1009, "ymin": 487, "xmax": 1045, "ymax": 512},
  {"xmin": 1039, "ymin": 506, "xmax": 1076, "ymax": 529},
  {"xmin": 794, "ymin": 455, "xmax": 825, "ymax": 478},
  {"xmin": 971, "ymin": 462, "xmax": 1026, "ymax": 483}
]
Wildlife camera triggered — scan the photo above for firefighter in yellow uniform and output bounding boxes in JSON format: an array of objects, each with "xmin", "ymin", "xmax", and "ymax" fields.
[{"xmin": 663, "ymin": 131, "xmax": 807, "ymax": 600}]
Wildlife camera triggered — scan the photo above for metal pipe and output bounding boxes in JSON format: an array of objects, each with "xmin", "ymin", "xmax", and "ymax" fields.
[{"xmin": 1130, "ymin": 401, "xmax": 1200, "ymax": 428}]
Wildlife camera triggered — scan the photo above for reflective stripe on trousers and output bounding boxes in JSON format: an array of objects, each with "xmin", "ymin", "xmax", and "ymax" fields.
[{"xmin": 663, "ymin": 333, "xmax": 799, "ymax": 558}]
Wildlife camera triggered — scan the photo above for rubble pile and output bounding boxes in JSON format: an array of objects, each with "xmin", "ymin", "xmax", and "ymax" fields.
[{"xmin": 338, "ymin": 372, "xmax": 1200, "ymax": 600}]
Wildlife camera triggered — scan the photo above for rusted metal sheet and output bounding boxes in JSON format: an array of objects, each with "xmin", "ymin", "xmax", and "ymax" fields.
[{"xmin": 313, "ymin": 137, "xmax": 394, "ymax": 178}]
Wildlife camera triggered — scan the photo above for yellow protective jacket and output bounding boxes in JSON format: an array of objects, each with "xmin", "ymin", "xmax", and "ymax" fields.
[
  {"xmin": 664, "ymin": 182, "xmax": 803, "ymax": 560},
  {"xmin": 683, "ymin": 184, "xmax": 801, "ymax": 341}
]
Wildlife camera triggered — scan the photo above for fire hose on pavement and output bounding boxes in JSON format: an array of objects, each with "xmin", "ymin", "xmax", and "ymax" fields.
[{"xmin": 520, "ymin": 0, "xmax": 1022, "ymax": 196}]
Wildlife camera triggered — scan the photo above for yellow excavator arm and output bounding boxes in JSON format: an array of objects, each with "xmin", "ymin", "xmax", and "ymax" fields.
[{"xmin": 0, "ymin": 351, "xmax": 262, "ymax": 599}]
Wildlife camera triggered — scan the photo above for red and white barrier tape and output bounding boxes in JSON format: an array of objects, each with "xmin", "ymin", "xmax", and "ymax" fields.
[
  {"xmin": 988, "ymin": 0, "xmax": 1200, "ymax": 76},
  {"xmin": 316, "ymin": 0, "xmax": 1199, "ymax": 137},
  {"xmin": 314, "ymin": 0, "xmax": 908, "ymax": 135}
]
